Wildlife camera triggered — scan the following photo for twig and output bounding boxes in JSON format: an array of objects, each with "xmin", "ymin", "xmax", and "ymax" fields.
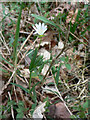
[
  {"xmin": 43, "ymin": 46, "xmax": 66, "ymax": 82},
  {"xmin": 0, "ymin": 61, "xmax": 28, "ymax": 84},
  {"xmin": 58, "ymin": 23, "xmax": 88, "ymax": 46},
  {"xmin": 0, "ymin": 70, "xmax": 15, "ymax": 95},
  {"xmin": 69, "ymin": 31, "xmax": 88, "ymax": 46},
  {"xmin": 19, "ymin": 31, "xmax": 31, "ymax": 35},
  {"xmin": 0, "ymin": 62, "xmax": 13, "ymax": 72},
  {"xmin": 77, "ymin": 86, "xmax": 86, "ymax": 99},
  {"xmin": 17, "ymin": 30, "xmax": 33, "ymax": 57},
  {"xmin": 17, "ymin": 37, "xmax": 39, "ymax": 66},
  {"xmin": 0, "ymin": 32, "xmax": 11, "ymax": 54},
  {"xmin": 54, "ymin": 81, "xmax": 73, "ymax": 116}
]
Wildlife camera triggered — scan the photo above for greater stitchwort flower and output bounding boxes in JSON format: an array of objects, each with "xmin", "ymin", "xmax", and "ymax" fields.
[{"xmin": 33, "ymin": 22, "xmax": 47, "ymax": 36}]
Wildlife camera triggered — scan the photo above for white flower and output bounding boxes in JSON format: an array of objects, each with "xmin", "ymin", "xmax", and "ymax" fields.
[
  {"xmin": 33, "ymin": 22, "xmax": 47, "ymax": 35},
  {"xmin": 58, "ymin": 41, "xmax": 64, "ymax": 49}
]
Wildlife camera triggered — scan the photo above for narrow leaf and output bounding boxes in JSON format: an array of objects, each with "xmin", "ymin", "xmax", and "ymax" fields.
[
  {"xmin": 29, "ymin": 48, "xmax": 37, "ymax": 72},
  {"xmin": 65, "ymin": 63, "xmax": 71, "ymax": 70},
  {"xmin": 10, "ymin": 82, "xmax": 29, "ymax": 94},
  {"xmin": 31, "ymin": 14, "xmax": 60, "ymax": 29},
  {"xmin": 0, "ymin": 55, "xmax": 13, "ymax": 67},
  {"xmin": 0, "ymin": 67, "xmax": 8, "ymax": 73},
  {"xmin": 13, "ymin": 3, "xmax": 23, "ymax": 62},
  {"xmin": 55, "ymin": 64, "xmax": 61, "ymax": 86}
]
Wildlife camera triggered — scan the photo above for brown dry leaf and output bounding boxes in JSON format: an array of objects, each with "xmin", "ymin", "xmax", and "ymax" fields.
[
  {"xmin": 42, "ymin": 31, "xmax": 54, "ymax": 42},
  {"xmin": 36, "ymin": 31, "xmax": 57, "ymax": 49},
  {"xmin": 48, "ymin": 102, "xmax": 71, "ymax": 120},
  {"xmin": 41, "ymin": 64, "xmax": 49, "ymax": 76}
]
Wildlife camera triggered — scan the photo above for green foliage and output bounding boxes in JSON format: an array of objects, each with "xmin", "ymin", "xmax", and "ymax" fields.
[
  {"xmin": 72, "ymin": 101, "xmax": 88, "ymax": 119},
  {"xmin": 29, "ymin": 49, "xmax": 44, "ymax": 73},
  {"xmin": 10, "ymin": 82, "xmax": 29, "ymax": 94},
  {"xmin": 29, "ymin": 48, "xmax": 38, "ymax": 72},
  {"xmin": 16, "ymin": 101, "xmax": 28, "ymax": 118},
  {"xmin": 0, "ymin": 100, "xmax": 28, "ymax": 119},
  {"xmin": 0, "ymin": 67, "xmax": 8, "ymax": 73},
  {"xmin": 31, "ymin": 14, "xmax": 60, "ymax": 30},
  {"xmin": 0, "ymin": 54, "xmax": 13, "ymax": 67},
  {"xmin": 83, "ymin": 100, "xmax": 88, "ymax": 110},
  {"xmin": 60, "ymin": 56, "xmax": 71, "ymax": 70},
  {"xmin": 0, "ymin": 105, "xmax": 7, "ymax": 118},
  {"xmin": 65, "ymin": 63, "xmax": 71, "ymax": 70}
]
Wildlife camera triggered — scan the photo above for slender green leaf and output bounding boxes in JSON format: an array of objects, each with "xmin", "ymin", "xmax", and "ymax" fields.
[
  {"xmin": 0, "ymin": 67, "xmax": 8, "ymax": 73},
  {"xmin": 10, "ymin": 82, "xmax": 29, "ymax": 94},
  {"xmin": 76, "ymin": 9, "xmax": 81, "ymax": 22},
  {"xmin": 13, "ymin": 3, "xmax": 23, "ymax": 62},
  {"xmin": 0, "ymin": 55, "xmax": 13, "ymax": 67},
  {"xmin": 29, "ymin": 48, "xmax": 37, "ymax": 72},
  {"xmin": 55, "ymin": 64, "xmax": 61, "ymax": 86},
  {"xmin": 31, "ymin": 14, "xmax": 60, "ymax": 29}
]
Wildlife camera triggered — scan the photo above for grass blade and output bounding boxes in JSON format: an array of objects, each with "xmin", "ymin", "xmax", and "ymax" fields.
[
  {"xmin": 13, "ymin": 3, "xmax": 23, "ymax": 63},
  {"xmin": 0, "ymin": 55, "xmax": 13, "ymax": 67},
  {"xmin": 31, "ymin": 14, "xmax": 60, "ymax": 29},
  {"xmin": 10, "ymin": 82, "xmax": 29, "ymax": 94}
]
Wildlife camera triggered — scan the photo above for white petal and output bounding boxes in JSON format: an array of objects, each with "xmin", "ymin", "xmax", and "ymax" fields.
[
  {"xmin": 39, "ymin": 22, "xmax": 41, "ymax": 27},
  {"xmin": 35, "ymin": 23, "xmax": 39, "ymax": 28},
  {"xmin": 42, "ymin": 28, "xmax": 47, "ymax": 33},
  {"xmin": 33, "ymin": 26, "xmax": 37, "ymax": 31},
  {"xmin": 42, "ymin": 23, "xmax": 45, "ymax": 28},
  {"xmin": 44, "ymin": 25, "xmax": 47, "ymax": 28}
]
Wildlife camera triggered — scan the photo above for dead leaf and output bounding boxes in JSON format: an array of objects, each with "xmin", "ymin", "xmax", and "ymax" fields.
[
  {"xmin": 48, "ymin": 102, "xmax": 71, "ymax": 120},
  {"xmin": 41, "ymin": 64, "xmax": 49, "ymax": 76},
  {"xmin": 38, "ymin": 48, "xmax": 50, "ymax": 61},
  {"xmin": 32, "ymin": 101, "xmax": 46, "ymax": 120},
  {"xmin": 36, "ymin": 31, "xmax": 57, "ymax": 49},
  {"xmin": 20, "ymin": 69, "xmax": 30, "ymax": 78}
]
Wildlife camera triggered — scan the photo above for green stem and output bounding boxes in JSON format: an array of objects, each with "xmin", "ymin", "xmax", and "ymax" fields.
[
  {"xmin": 37, "ymin": 37, "xmax": 42, "ymax": 51},
  {"xmin": 29, "ymin": 71, "xmax": 32, "ymax": 91}
]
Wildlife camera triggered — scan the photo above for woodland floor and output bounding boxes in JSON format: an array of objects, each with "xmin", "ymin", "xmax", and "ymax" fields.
[{"xmin": 0, "ymin": 2, "xmax": 89, "ymax": 120}]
